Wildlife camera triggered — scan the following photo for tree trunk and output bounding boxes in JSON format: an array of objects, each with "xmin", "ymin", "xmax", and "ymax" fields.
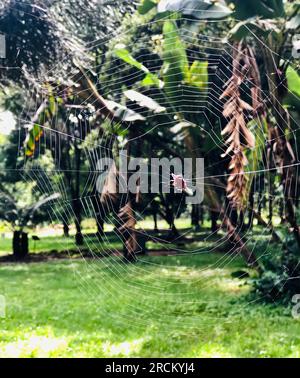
[
  {"xmin": 247, "ymin": 186, "xmax": 255, "ymax": 230},
  {"xmin": 75, "ymin": 222, "xmax": 83, "ymax": 245},
  {"xmin": 153, "ymin": 212, "xmax": 158, "ymax": 232},
  {"xmin": 229, "ymin": 206, "xmax": 238, "ymax": 228},
  {"xmin": 268, "ymin": 174, "xmax": 274, "ymax": 226},
  {"xmin": 257, "ymin": 192, "xmax": 263, "ymax": 220},
  {"xmin": 239, "ymin": 210, "xmax": 246, "ymax": 232},
  {"xmin": 13, "ymin": 231, "xmax": 29, "ymax": 260},
  {"xmin": 199, "ymin": 204, "xmax": 204, "ymax": 225},
  {"xmin": 96, "ymin": 216, "xmax": 104, "ymax": 239},
  {"xmin": 191, "ymin": 204, "xmax": 200, "ymax": 231},
  {"xmin": 74, "ymin": 143, "xmax": 84, "ymax": 246},
  {"xmin": 91, "ymin": 195, "xmax": 105, "ymax": 240},
  {"xmin": 210, "ymin": 210, "xmax": 218, "ymax": 232},
  {"xmin": 279, "ymin": 199, "xmax": 286, "ymax": 224},
  {"xmin": 73, "ymin": 198, "xmax": 83, "ymax": 245},
  {"xmin": 169, "ymin": 223, "xmax": 179, "ymax": 239},
  {"xmin": 63, "ymin": 220, "xmax": 69, "ymax": 237}
]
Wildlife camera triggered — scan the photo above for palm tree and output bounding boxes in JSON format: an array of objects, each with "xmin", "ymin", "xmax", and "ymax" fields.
[{"xmin": 0, "ymin": 191, "xmax": 60, "ymax": 259}]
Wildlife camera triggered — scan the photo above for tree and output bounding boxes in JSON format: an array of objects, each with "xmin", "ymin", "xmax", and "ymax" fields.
[
  {"xmin": 1, "ymin": 0, "xmax": 138, "ymax": 247},
  {"xmin": 0, "ymin": 0, "xmax": 67, "ymax": 88},
  {"xmin": 0, "ymin": 189, "xmax": 60, "ymax": 259},
  {"xmin": 104, "ymin": 4, "xmax": 260, "ymax": 268}
]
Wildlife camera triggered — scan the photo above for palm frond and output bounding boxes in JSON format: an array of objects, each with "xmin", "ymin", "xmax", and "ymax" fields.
[{"xmin": 220, "ymin": 43, "xmax": 258, "ymax": 208}]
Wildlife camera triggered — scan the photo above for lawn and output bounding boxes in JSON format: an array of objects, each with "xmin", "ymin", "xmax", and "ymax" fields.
[
  {"xmin": 0, "ymin": 218, "xmax": 195, "ymax": 255},
  {"xmin": 0, "ymin": 251, "xmax": 299, "ymax": 357}
]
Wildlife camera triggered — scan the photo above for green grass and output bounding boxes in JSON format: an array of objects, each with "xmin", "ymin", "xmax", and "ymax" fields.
[
  {"xmin": 0, "ymin": 234, "xmax": 75, "ymax": 254},
  {"xmin": 0, "ymin": 252, "xmax": 299, "ymax": 357},
  {"xmin": 0, "ymin": 217, "xmax": 214, "ymax": 256},
  {"xmin": 0, "ymin": 216, "xmax": 281, "ymax": 256},
  {"xmin": 0, "ymin": 218, "xmax": 195, "ymax": 255},
  {"xmin": 0, "ymin": 232, "xmax": 124, "ymax": 255}
]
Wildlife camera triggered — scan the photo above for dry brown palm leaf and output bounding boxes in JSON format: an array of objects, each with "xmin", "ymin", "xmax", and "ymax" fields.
[
  {"xmin": 100, "ymin": 166, "xmax": 138, "ymax": 261},
  {"xmin": 117, "ymin": 199, "xmax": 138, "ymax": 262},
  {"xmin": 100, "ymin": 163, "xmax": 118, "ymax": 207},
  {"xmin": 220, "ymin": 43, "xmax": 257, "ymax": 208}
]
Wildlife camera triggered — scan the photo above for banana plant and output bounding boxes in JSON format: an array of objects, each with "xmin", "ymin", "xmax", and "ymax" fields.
[
  {"xmin": 113, "ymin": 15, "xmax": 261, "ymax": 268},
  {"xmin": 138, "ymin": 0, "xmax": 232, "ymax": 19}
]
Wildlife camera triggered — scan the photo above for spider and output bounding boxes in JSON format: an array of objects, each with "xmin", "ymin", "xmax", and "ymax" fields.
[{"xmin": 171, "ymin": 173, "xmax": 193, "ymax": 196}]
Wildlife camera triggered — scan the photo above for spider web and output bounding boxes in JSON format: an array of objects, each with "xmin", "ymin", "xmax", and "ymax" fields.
[{"xmin": 3, "ymin": 7, "xmax": 300, "ymax": 337}]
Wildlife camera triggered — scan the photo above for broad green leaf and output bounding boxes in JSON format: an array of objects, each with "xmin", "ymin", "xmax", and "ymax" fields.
[
  {"xmin": 284, "ymin": 66, "xmax": 300, "ymax": 111},
  {"xmin": 24, "ymin": 99, "xmax": 58, "ymax": 157},
  {"xmin": 170, "ymin": 120, "xmax": 195, "ymax": 141},
  {"xmin": 286, "ymin": 14, "xmax": 300, "ymax": 30},
  {"xmin": 138, "ymin": 0, "xmax": 157, "ymax": 14},
  {"xmin": 229, "ymin": 19, "xmax": 256, "ymax": 40},
  {"xmin": 186, "ymin": 60, "xmax": 208, "ymax": 91},
  {"xmin": 25, "ymin": 133, "xmax": 35, "ymax": 156},
  {"xmin": 115, "ymin": 47, "xmax": 162, "ymax": 88},
  {"xmin": 29, "ymin": 193, "xmax": 61, "ymax": 215},
  {"xmin": 158, "ymin": 0, "xmax": 231, "ymax": 19},
  {"xmin": 115, "ymin": 47, "xmax": 149, "ymax": 73},
  {"xmin": 162, "ymin": 20, "xmax": 208, "ymax": 112},
  {"xmin": 24, "ymin": 123, "xmax": 43, "ymax": 156},
  {"xmin": 32, "ymin": 123, "xmax": 43, "ymax": 141},
  {"xmin": 141, "ymin": 72, "xmax": 164, "ymax": 88},
  {"xmin": 286, "ymin": 66, "xmax": 300, "ymax": 97},
  {"xmin": 124, "ymin": 90, "xmax": 166, "ymax": 113},
  {"xmin": 162, "ymin": 20, "xmax": 188, "ymax": 107},
  {"xmin": 49, "ymin": 96, "xmax": 57, "ymax": 115},
  {"xmin": 104, "ymin": 99, "xmax": 146, "ymax": 122},
  {"xmin": 232, "ymin": 0, "xmax": 285, "ymax": 20},
  {"xmin": 163, "ymin": 20, "xmax": 188, "ymax": 71},
  {"xmin": 229, "ymin": 18, "xmax": 279, "ymax": 41}
]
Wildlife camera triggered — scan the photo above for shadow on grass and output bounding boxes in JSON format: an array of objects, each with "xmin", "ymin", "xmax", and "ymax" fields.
[{"xmin": 0, "ymin": 253, "xmax": 298, "ymax": 357}]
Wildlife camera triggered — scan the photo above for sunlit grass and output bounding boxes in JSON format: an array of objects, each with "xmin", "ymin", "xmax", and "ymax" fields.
[
  {"xmin": 0, "ymin": 253, "xmax": 299, "ymax": 357},
  {"xmin": 0, "ymin": 217, "xmax": 194, "ymax": 255},
  {"xmin": 0, "ymin": 217, "xmax": 297, "ymax": 357},
  {"xmin": 0, "ymin": 215, "xmax": 284, "ymax": 258}
]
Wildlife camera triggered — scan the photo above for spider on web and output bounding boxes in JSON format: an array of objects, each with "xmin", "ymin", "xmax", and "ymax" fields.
[{"xmin": 171, "ymin": 173, "xmax": 193, "ymax": 196}]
